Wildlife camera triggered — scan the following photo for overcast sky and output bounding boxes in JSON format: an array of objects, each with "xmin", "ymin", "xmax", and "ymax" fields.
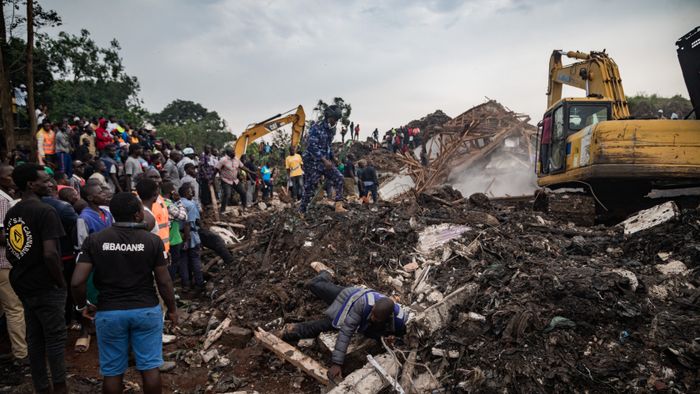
[{"xmin": 43, "ymin": 0, "xmax": 699, "ymax": 138}]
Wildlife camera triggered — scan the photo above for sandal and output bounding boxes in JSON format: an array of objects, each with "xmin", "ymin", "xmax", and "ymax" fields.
[{"xmin": 74, "ymin": 335, "xmax": 91, "ymax": 353}]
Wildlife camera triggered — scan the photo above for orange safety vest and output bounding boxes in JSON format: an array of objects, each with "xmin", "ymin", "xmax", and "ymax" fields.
[
  {"xmin": 42, "ymin": 130, "xmax": 56, "ymax": 155},
  {"xmin": 152, "ymin": 195, "xmax": 170, "ymax": 253}
]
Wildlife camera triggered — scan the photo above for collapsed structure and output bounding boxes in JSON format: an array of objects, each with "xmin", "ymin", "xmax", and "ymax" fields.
[{"xmin": 380, "ymin": 99, "xmax": 538, "ymax": 200}]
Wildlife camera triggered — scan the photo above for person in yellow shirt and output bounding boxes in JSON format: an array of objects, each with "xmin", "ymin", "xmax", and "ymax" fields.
[
  {"xmin": 285, "ymin": 146, "xmax": 304, "ymax": 201},
  {"xmin": 36, "ymin": 119, "xmax": 56, "ymax": 166}
]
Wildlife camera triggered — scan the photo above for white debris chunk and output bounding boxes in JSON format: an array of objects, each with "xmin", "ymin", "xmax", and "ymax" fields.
[
  {"xmin": 618, "ymin": 201, "xmax": 680, "ymax": 235},
  {"xmin": 655, "ymin": 260, "xmax": 688, "ymax": 276},
  {"xmin": 418, "ymin": 223, "xmax": 471, "ymax": 255}
]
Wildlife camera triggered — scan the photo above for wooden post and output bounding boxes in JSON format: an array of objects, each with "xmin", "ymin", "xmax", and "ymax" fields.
[
  {"xmin": 203, "ymin": 317, "xmax": 231, "ymax": 350},
  {"xmin": 254, "ymin": 328, "xmax": 330, "ymax": 385}
]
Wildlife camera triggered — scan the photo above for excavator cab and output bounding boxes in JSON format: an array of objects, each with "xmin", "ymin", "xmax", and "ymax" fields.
[{"xmin": 537, "ymin": 98, "xmax": 611, "ymax": 176}]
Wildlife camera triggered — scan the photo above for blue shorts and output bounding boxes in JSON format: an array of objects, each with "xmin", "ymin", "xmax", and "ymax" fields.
[{"xmin": 95, "ymin": 305, "xmax": 163, "ymax": 376}]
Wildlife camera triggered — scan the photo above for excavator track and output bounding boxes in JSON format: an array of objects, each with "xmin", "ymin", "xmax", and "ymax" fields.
[{"xmin": 534, "ymin": 190, "xmax": 596, "ymax": 226}]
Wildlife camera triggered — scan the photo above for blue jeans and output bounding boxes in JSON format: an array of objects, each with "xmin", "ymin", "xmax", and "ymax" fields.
[
  {"xmin": 57, "ymin": 152, "xmax": 73, "ymax": 177},
  {"xmin": 95, "ymin": 305, "xmax": 163, "ymax": 376},
  {"xmin": 179, "ymin": 245, "xmax": 203, "ymax": 287}
]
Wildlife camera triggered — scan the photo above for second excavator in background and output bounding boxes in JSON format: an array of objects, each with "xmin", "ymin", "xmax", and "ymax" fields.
[{"xmin": 232, "ymin": 105, "xmax": 306, "ymax": 158}]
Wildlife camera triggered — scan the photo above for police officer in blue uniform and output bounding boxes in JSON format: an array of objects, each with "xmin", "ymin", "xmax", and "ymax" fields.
[{"xmin": 300, "ymin": 105, "xmax": 346, "ymax": 213}]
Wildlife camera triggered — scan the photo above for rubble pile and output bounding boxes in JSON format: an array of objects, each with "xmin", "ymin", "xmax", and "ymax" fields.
[
  {"xmin": 172, "ymin": 189, "xmax": 699, "ymax": 393},
  {"xmin": 405, "ymin": 110, "xmax": 452, "ymax": 136},
  {"xmin": 342, "ymin": 142, "xmax": 405, "ymax": 174}
]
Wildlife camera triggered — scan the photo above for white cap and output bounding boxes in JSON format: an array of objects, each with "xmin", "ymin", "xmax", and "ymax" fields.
[{"xmin": 183, "ymin": 147, "xmax": 195, "ymax": 155}]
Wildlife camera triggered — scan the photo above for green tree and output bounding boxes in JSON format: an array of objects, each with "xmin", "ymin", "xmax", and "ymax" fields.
[
  {"xmin": 627, "ymin": 93, "xmax": 693, "ymax": 119},
  {"xmin": 41, "ymin": 28, "xmax": 144, "ymax": 124},
  {"xmin": 313, "ymin": 97, "xmax": 352, "ymax": 126},
  {"xmin": 151, "ymin": 100, "xmax": 234, "ymax": 150}
]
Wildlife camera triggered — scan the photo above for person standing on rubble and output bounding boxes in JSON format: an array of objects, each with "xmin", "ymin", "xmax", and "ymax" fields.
[
  {"xmin": 357, "ymin": 160, "xmax": 379, "ymax": 203},
  {"xmin": 214, "ymin": 147, "xmax": 247, "ymax": 213},
  {"xmin": 281, "ymin": 270, "xmax": 409, "ymax": 381},
  {"xmin": 71, "ymin": 192, "xmax": 177, "ymax": 394},
  {"xmin": 300, "ymin": 105, "xmax": 346, "ymax": 213},
  {"xmin": 285, "ymin": 146, "xmax": 304, "ymax": 201}
]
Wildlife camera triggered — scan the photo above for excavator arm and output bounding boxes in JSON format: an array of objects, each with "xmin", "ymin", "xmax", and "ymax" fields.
[
  {"xmin": 547, "ymin": 50, "xmax": 630, "ymax": 119},
  {"xmin": 233, "ymin": 105, "xmax": 305, "ymax": 158}
]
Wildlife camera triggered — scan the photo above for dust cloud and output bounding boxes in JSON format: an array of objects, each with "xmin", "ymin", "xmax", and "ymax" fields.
[{"xmin": 447, "ymin": 150, "xmax": 538, "ymax": 198}]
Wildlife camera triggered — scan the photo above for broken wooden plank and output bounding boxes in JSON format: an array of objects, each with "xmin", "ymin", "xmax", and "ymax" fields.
[
  {"xmin": 254, "ymin": 328, "xmax": 330, "ymax": 385},
  {"xmin": 618, "ymin": 201, "xmax": 680, "ymax": 235},
  {"xmin": 203, "ymin": 317, "xmax": 231, "ymax": 350},
  {"xmin": 212, "ymin": 221, "xmax": 246, "ymax": 230},
  {"xmin": 328, "ymin": 353, "xmax": 400, "ymax": 394}
]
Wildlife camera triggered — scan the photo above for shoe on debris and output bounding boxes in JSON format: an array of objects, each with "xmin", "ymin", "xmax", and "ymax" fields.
[{"xmin": 335, "ymin": 201, "xmax": 347, "ymax": 213}]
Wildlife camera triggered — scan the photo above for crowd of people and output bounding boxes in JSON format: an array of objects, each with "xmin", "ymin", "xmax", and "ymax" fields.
[
  {"xmin": 382, "ymin": 125, "xmax": 422, "ymax": 154},
  {"xmin": 0, "ymin": 105, "xmax": 396, "ymax": 392}
]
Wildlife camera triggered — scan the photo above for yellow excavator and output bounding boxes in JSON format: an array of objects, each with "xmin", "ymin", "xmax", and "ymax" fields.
[
  {"xmin": 233, "ymin": 105, "xmax": 305, "ymax": 158},
  {"xmin": 535, "ymin": 28, "xmax": 700, "ymax": 222}
]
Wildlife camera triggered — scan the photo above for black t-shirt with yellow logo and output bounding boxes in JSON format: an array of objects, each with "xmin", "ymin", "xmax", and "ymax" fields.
[{"xmin": 4, "ymin": 198, "xmax": 66, "ymax": 298}]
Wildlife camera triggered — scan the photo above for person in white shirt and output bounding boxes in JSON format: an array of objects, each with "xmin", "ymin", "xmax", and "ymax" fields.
[
  {"xmin": 14, "ymin": 84, "xmax": 27, "ymax": 107},
  {"xmin": 177, "ymin": 147, "xmax": 197, "ymax": 178}
]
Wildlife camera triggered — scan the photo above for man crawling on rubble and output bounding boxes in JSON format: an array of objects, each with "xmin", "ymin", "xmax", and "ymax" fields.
[{"xmin": 280, "ymin": 270, "xmax": 409, "ymax": 381}]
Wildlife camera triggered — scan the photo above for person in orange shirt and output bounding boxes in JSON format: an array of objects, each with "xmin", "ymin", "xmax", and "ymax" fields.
[{"xmin": 36, "ymin": 119, "xmax": 56, "ymax": 166}]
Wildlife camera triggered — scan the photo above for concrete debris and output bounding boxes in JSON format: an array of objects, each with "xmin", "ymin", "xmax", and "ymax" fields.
[
  {"xmin": 378, "ymin": 174, "xmax": 415, "ymax": 201},
  {"xmin": 328, "ymin": 354, "xmax": 400, "ymax": 394},
  {"xmin": 431, "ymin": 347, "xmax": 460, "ymax": 358},
  {"xmin": 201, "ymin": 348, "xmax": 219, "ymax": 364},
  {"xmin": 655, "ymin": 260, "xmax": 688, "ymax": 276},
  {"xmin": 417, "ymin": 223, "xmax": 471, "ymax": 255},
  {"xmin": 402, "ymin": 261, "xmax": 419, "ymax": 272},
  {"xmin": 412, "ymin": 284, "xmax": 479, "ymax": 336},
  {"xmin": 219, "ymin": 326, "xmax": 253, "ymax": 348},
  {"xmin": 619, "ymin": 201, "xmax": 680, "ymax": 235},
  {"xmin": 611, "ymin": 269, "xmax": 639, "ymax": 292},
  {"xmin": 366, "ymin": 354, "xmax": 405, "ymax": 394}
]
